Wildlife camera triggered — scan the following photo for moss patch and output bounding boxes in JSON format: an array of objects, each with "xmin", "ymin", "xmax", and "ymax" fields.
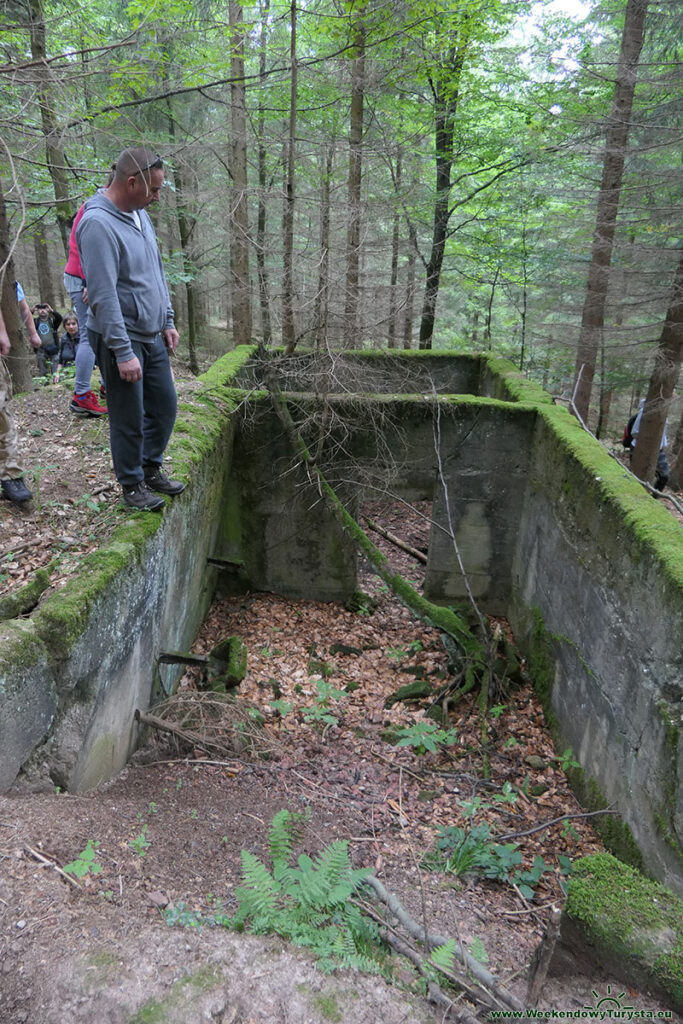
[{"xmin": 564, "ymin": 853, "xmax": 683, "ymax": 1010}]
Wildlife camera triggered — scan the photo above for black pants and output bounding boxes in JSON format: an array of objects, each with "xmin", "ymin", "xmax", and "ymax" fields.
[{"xmin": 90, "ymin": 331, "xmax": 177, "ymax": 487}]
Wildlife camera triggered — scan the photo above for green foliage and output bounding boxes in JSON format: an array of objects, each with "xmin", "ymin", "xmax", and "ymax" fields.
[
  {"xmin": 64, "ymin": 840, "xmax": 102, "ymax": 879},
  {"xmin": 129, "ymin": 826, "xmax": 151, "ymax": 858},
  {"xmin": 302, "ymin": 679, "xmax": 348, "ymax": 729},
  {"xmin": 231, "ymin": 810, "xmax": 387, "ymax": 974},
  {"xmin": 423, "ymin": 821, "xmax": 563, "ymax": 901},
  {"xmin": 386, "ymin": 640, "xmax": 423, "ymax": 661},
  {"xmin": 394, "ymin": 720, "xmax": 459, "ymax": 755}
]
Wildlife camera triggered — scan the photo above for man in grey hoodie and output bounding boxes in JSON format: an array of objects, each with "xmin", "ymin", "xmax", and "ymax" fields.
[{"xmin": 76, "ymin": 146, "xmax": 184, "ymax": 510}]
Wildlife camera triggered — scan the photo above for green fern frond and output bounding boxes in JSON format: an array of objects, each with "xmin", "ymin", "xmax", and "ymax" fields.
[
  {"xmin": 268, "ymin": 808, "xmax": 308, "ymax": 866},
  {"xmin": 429, "ymin": 938, "xmax": 457, "ymax": 972}
]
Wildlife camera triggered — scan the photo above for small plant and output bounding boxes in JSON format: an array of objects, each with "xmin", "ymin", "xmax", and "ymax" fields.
[
  {"xmin": 387, "ymin": 640, "xmax": 423, "ymax": 662},
  {"xmin": 302, "ymin": 679, "xmax": 347, "ymax": 730},
  {"xmin": 269, "ymin": 698, "xmax": 293, "ymax": 719},
  {"xmin": 64, "ymin": 840, "xmax": 103, "ymax": 879},
  {"xmin": 231, "ymin": 809, "xmax": 387, "ymax": 973},
  {"xmin": 423, "ymin": 822, "xmax": 558, "ymax": 900},
  {"xmin": 148, "ymin": 801, "xmax": 158, "ymax": 815},
  {"xmin": 394, "ymin": 720, "xmax": 458, "ymax": 755},
  {"xmin": 129, "ymin": 825, "xmax": 151, "ymax": 858},
  {"xmin": 558, "ymin": 747, "xmax": 581, "ymax": 772}
]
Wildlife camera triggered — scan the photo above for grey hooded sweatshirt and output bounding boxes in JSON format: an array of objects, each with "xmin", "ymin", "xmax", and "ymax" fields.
[{"xmin": 76, "ymin": 191, "xmax": 174, "ymax": 364}]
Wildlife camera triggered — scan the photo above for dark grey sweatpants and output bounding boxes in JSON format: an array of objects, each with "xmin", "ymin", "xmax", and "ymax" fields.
[{"xmin": 89, "ymin": 331, "xmax": 177, "ymax": 487}]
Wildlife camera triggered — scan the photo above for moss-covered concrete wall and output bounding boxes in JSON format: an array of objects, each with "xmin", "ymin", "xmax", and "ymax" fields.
[{"xmin": 0, "ymin": 347, "xmax": 256, "ymax": 793}]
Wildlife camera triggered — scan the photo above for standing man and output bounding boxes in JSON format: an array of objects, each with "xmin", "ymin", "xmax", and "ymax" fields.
[{"xmin": 76, "ymin": 146, "xmax": 184, "ymax": 510}]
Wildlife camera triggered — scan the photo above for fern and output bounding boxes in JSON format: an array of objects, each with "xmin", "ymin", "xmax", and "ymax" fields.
[{"xmin": 230, "ymin": 810, "xmax": 390, "ymax": 975}]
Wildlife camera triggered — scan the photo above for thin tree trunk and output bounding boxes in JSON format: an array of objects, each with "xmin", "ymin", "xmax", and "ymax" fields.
[
  {"xmin": 229, "ymin": 0, "xmax": 252, "ymax": 347},
  {"xmin": 162, "ymin": 69, "xmax": 199, "ymax": 374},
  {"xmin": 418, "ymin": 40, "xmax": 468, "ymax": 350},
  {"xmin": 630, "ymin": 251, "xmax": 683, "ymax": 485},
  {"xmin": 256, "ymin": 0, "xmax": 272, "ymax": 347},
  {"xmin": 344, "ymin": 12, "xmax": 365, "ymax": 348},
  {"xmin": 402, "ymin": 222, "xmax": 417, "ymax": 349},
  {"xmin": 484, "ymin": 265, "xmax": 500, "ymax": 350},
  {"xmin": 315, "ymin": 144, "xmax": 334, "ymax": 352},
  {"xmin": 571, "ymin": 0, "xmax": 649, "ymax": 422},
  {"xmin": 668, "ymin": 407, "xmax": 683, "ymax": 491},
  {"xmin": 0, "ymin": 177, "xmax": 33, "ymax": 393},
  {"xmin": 32, "ymin": 224, "xmax": 56, "ymax": 308},
  {"xmin": 282, "ymin": 0, "xmax": 298, "ymax": 354},
  {"xmin": 28, "ymin": 0, "xmax": 74, "ymax": 253},
  {"xmin": 387, "ymin": 149, "xmax": 403, "ymax": 349}
]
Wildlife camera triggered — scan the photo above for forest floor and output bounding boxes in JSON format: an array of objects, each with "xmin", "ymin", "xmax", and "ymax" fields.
[{"xmin": 0, "ymin": 372, "xmax": 680, "ymax": 1023}]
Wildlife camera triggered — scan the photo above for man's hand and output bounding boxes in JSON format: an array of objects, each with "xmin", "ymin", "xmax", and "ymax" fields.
[
  {"xmin": 0, "ymin": 332, "xmax": 10, "ymax": 357},
  {"xmin": 118, "ymin": 356, "xmax": 143, "ymax": 382},
  {"xmin": 29, "ymin": 331, "xmax": 41, "ymax": 350},
  {"xmin": 163, "ymin": 327, "xmax": 179, "ymax": 353},
  {"xmin": 82, "ymin": 287, "xmax": 88, "ymax": 305}
]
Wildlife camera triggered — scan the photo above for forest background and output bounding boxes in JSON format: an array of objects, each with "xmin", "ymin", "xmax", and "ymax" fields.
[{"xmin": 0, "ymin": 0, "xmax": 681, "ymax": 470}]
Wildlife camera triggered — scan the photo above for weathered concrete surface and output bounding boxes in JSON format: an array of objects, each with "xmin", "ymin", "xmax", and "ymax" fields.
[
  {"xmin": 217, "ymin": 402, "xmax": 358, "ymax": 602},
  {"xmin": 423, "ymin": 402, "xmax": 536, "ymax": 615},
  {"xmin": 1, "ymin": 348, "xmax": 253, "ymax": 793},
  {"xmin": 509, "ymin": 408, "xmax": 683, "ymax": 894}
]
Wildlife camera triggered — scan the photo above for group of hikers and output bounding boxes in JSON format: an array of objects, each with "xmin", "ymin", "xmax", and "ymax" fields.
[{"xmin": 1, "ymin": 145, "xmax": 184, "ymax": 509}]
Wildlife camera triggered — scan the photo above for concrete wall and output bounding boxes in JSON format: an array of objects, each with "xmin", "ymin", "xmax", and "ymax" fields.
[
  {"xmin": 2, "ymin": 347, "xmax": 681, "ymax": 899},
  {"xmin": 0, "ymin": 348, "xmax": 253, "ymax": 793}
]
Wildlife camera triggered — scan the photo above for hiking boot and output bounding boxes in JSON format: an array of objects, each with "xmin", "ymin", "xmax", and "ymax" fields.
[
  {"xmin": 1, "ymin": 477, "xmax": 33, "ymax": 503},
  {"xmin": 121, "ymin": 481, "xmax": 165, "ymax": 511},
  {"xmin": 144, "ymin": 465, "xmax": 185, "ymax": 495},
  {"xmin": 70, "ymin": 390, "xmax": 107, "ymax": 417}
]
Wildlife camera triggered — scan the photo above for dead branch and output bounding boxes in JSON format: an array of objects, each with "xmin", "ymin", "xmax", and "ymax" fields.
[
  {"xmin": 364, "ymin": 515, "xmax": 428, "ymax": 564},
  {"xmin": 526, "ymin": 906, "xmax": 562, "ymax": 1005},
  {"xmin": 363, "ymin": 874, "xmax": 524, "ymax": 1012},
  {"xmin": 24, "ymin": 844, "xmax": 82, "ymax": 891},
  {"xmin": 496, "ymin": 807, "xmax": 619, "ymax": 843}
]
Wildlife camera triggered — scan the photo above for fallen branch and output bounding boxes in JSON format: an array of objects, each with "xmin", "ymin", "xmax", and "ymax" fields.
[
  {"xmin": 24, "ymin": 844, "xmax": 82, "ymax": 891},
  {"xmin": 526, "ymin": 906, "xmax": 562, "ymax": 1005},
  {"xmin": 497, "ymin": 807, "xmax": 619, "ymax": 843},
  {"xmin": 364, "ymin": 516, "xmax": 428, "ymax": 564},
  {"xmin": 363, "ymin": 874, "xmax": 524, "ymax": 1012}
]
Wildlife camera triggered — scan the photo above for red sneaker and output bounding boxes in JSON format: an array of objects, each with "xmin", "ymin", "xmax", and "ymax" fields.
[{"xmin": 70, "ymin": 390, "xmax": 108, "ymax": 417}]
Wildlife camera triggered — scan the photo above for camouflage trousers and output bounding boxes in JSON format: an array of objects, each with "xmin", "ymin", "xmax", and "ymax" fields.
[{"xmin": 0, "ymin": 358, "xmax": 23, "ymax": 478}]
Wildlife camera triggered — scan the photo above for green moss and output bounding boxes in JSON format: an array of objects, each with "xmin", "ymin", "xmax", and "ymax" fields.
[
  {"xmin": 565, "ymin": 853, "xmax": 683, "ymax": 1008},
  {"xmin": 312, "ymin": 992, "xmax": 342, "ymax": 1022},
  {"xmin": 0, "ymin": 566, "xmax": 52, "ymax": 621},
  {"xmin": 127, "ymin": 966, "xmax": 223, "ymax": 1023}
]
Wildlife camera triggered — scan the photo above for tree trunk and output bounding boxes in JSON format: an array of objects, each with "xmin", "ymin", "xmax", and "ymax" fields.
[
  {"xmin": 315, "ymin": 144, "xmax": 334, "ymax": 352},
  {"xmin": 229, "ymin": 0, "xmax": 252, "ymax": 348},
  {"xmin": 344, "ymin": 13, "xmax": 365, "ymax": 348},
  {"xmin": 484, "ymin": 265, "xmax": 500, "ymax": 350},
  {"xmin": 402, "ymin": 222, "xmax": 417, "ymax": 349},
  {"xmin": 282, "ymin": 0, "xmax": 298, "ymax": 355},
  {"xmin": 32, "ymin": 224, "xmax": 56, "ymax": 309},
  {"xmin": 630, "ymin": 251, "xmax": 683, "ymax": 485},
  {"xmin": 256, "ymin": 0, "xmax": 272, "ymax": 347},
  {"xmin": 387, "ymin": 149, "xmax": 402, "ymax": 349},
  {"xmin": 571, "ymin": 0, "xmax": 649, "ymax": 422},
  {"xmin": 668, "ymin": 407, "xmax": 683, "ymax": 491},
  {"xmin": 162, "ymin": 57, "xmax": 200, "ymax": 374},
  {"xmin": 28, "ymin": 0, "xmax": 74, "ymax": 253},
  {"xmin": 418, "ymin": 39, "xmax": 468, "ymax": 350},
  {"xmin": 0, "ymin": 177, "xmax": 34, "ymax": 393}
]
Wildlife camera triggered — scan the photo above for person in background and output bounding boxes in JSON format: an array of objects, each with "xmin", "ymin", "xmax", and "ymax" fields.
[
  {"xmin": 32, "ymin": 301, "xmax": 62, "ymax": 377},
  {"xmin": 54, "ymin": 314, "xmax": 79, "ymax": 380},
  {"xmin": 0, "ymin": 303, "xmax": 33, "ymax": 503},
  {"xmin": 77, "ymin": 146, "xmax": 183, "ymax": 510},
  {"xmin": 15, "ymin": 282, "xmax": 41, "ymax": 356},
  {"xmin": 630, "ymin": 397, "xmax": 670, "ymax": 492},
  {"xmin": 64, "ymin": 188, "xmax": 108, "ymax": 417}
]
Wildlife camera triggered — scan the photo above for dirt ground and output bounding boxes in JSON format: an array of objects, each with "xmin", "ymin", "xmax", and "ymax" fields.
[{"xmin": 0, "ymin": 375, "xmax": 680, "ymax": 1023}]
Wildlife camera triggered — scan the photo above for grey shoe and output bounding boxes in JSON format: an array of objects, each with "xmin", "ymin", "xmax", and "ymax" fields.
[
  {"xmin": 1, "ymin": 477, "xmax": 33, "ymax": 503},
  {"xmin": 143, "ymin": 465, "xmax": 185, "ymax": 495},
  {"xmin": 121, "ymin": 481, "xmax": 165, "ymax": 511}
]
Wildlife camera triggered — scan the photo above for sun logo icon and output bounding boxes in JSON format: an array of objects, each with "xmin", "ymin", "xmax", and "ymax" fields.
[{"xmin": 585, "ymin": 985, "xmax": 634, "ymax": 1013}]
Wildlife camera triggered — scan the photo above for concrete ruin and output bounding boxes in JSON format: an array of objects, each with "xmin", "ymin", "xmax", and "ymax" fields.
[{"xmin": 1, "ymin": 347, "xmax": 681, "ymax": 897}]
